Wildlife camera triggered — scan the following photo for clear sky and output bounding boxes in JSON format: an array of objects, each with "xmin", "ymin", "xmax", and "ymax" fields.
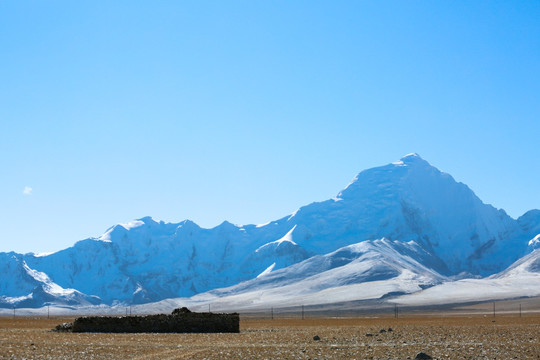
[{"xmin": 1, "ymin": 1, "xmax": 539, "ymax": 254}]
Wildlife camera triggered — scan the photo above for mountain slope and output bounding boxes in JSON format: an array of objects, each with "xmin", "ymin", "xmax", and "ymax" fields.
[
  {"xmin": 392, "ymin": 249, "xmax": 540, "ymax": 307},
  {"xmin": 493, "ymin": 248, "xmax": 540, "ymax": 277},
  {"xmin": 149, "ymin": 238, "xmax": 447, "ymax": 311},
  {"xmin": 518, "ymin": 210, "xmax": 540, "ymax": 249}
]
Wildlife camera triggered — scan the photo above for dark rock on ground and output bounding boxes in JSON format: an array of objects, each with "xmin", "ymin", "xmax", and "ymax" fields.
[
  {"xmin": 172, "ymin": 307, "xmax": 191, "ymax": 315},
  {"xmin": 54, "ymin": 322, "xmax": 73, "ymax": 332}
]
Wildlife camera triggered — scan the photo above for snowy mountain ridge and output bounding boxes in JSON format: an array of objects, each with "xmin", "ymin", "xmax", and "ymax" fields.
[
  {"xmin": 189, "ymin": 238, "xmax": 448, "ymax": 308},
  {"xmin": 0, "ymin": 154, "xmax": 538, "ymax": 309}
]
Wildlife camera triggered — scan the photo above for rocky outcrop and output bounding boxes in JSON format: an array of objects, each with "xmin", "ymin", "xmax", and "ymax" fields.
[
  {"xmin": 55, "ymin": 308, "xmax": 239, "ymax": 333},
  {"xmin": 414, "ymin": 352, "xmax": 433, "ymax": 360}
]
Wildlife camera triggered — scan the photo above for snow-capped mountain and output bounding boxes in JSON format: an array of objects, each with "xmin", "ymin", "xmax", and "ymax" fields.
[
  {"xmin": 0, "ymin": 154, "xmax": 538, "ymax": 308},
  {"xmin": 272, "ymin": 154, "xmax": 525, "ymax": 275}
]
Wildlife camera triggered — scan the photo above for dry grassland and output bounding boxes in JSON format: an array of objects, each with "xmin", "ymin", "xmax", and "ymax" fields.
[{"xmin": 1, "ymin": 314, "xmax": 539, "ymax": 359}]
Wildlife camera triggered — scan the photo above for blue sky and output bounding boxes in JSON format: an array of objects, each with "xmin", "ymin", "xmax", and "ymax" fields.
[{"xmin": 1, "ymin": 1, "xmax": 539, "ymax": 253}]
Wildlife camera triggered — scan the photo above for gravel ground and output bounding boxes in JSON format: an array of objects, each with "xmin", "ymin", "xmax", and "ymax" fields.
[{"xmin": 1, "ymin": 315, "xmax": 539, "ymax": 359}]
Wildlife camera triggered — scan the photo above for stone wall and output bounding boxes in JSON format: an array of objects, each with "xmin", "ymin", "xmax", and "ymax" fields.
[{"xmin": 56, "ymin": 308, "xmax": 239, "ymax": 333}]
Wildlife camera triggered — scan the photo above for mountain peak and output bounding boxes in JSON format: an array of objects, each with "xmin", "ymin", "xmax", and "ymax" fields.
[
  {"xmin": 215, "ymin": 220, "xmax": 239, "ymax": 230},
  {"xmin": 136, "ymin": 216, "xmax": 157, "ymax": 224},
  {"xmin": 394, "ymin": 153, "xmax": 430, "ymax": 166},
  {"xmin": 337, "ymin": 153, "xmax": 434, "ymax": 200},
  {"xmin": 403, "ymin": 152, "xmax": 422, "ymax": 159}
]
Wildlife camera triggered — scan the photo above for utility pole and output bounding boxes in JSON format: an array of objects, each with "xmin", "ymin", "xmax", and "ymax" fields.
[
  {"xmin": 301, "ymin": 305, "xmax": 304, "ymax": 320},
  {"xmin": 271, "ymin": 307, "xmax": 274, "ymax": 320},
  {"xmin": 519, "ymin": 304, "xmax": 522, "ymax": 318}
]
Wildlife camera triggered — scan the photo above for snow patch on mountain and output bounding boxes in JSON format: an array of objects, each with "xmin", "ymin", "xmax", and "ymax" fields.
[
  {"xmin": 242, "ymin": 226, "xmax": 310, "ymax": 279},
  {"xmin": 529, "ymin": 234, "xmax": 540, "ymax": 249},
  {"xmin": 33, "ymin": 252, "xmax": 54, "ymax": 257},
  {"xmin": 257, "ymin": 263, "xmax": 276, "ymax": 278},
  {"xmin": 256, "ymin": 226, "xmax": 297, "ymax": 251}
]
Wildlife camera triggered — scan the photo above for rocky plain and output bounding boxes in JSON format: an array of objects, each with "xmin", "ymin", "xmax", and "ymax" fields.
[{"xmin": 1, "ymin": 310, "xmax": 539, "ymax": 359}]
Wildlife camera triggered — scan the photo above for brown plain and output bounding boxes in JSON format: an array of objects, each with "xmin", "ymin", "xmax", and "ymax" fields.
[{"xmin": 1, "ymin": 314, "xmax": 539, "ymax": 359}]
